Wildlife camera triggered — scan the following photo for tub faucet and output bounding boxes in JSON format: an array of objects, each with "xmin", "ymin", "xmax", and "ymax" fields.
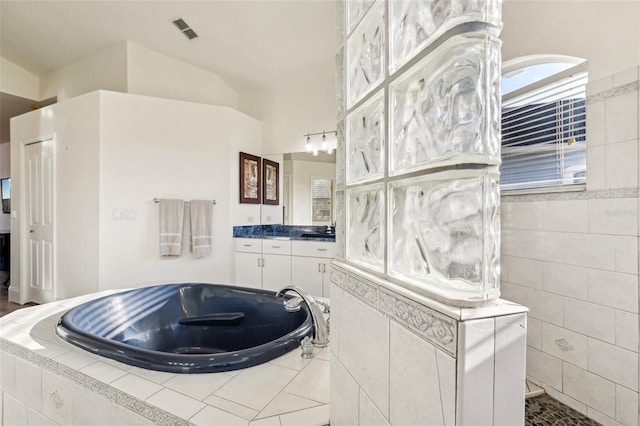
[{"xmin": 275, "ymin": 285, "xmax": 329, "ymax": 348}]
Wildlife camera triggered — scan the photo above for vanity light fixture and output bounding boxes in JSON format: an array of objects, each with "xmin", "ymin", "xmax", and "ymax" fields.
[{"xmin": 303, "ymin": 130, "xmax": 337, "ymax": 155}]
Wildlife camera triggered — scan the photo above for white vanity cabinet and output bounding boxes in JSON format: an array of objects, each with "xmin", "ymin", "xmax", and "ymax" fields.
[
  {"xmin": 234, "ymin": 238, "xmax": 292, "ymax": 291},
  {"xmin": 261, "ymin": 240, "xmax": 292, "ymax": 292},
  {"xmin": 234, "ymin": 239, "xmax": 262, "ymax": 288},
  {"xmin": 291, "ymin": 240, "xmax": 335, "ymax": 298}
]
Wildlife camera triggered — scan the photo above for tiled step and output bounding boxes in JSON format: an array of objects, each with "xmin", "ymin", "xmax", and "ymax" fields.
[{"xmin": 525, "ymin": 379, "xmax": 545, "ymax": 399}]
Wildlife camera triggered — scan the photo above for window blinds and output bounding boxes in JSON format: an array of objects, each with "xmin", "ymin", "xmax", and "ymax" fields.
[{"xmin": 500, "ymin": 64, "xmax": 588, "ymax": 190}]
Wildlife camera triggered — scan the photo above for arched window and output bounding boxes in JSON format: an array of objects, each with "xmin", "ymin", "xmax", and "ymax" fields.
[{"xmin": 500, "ymin": 55, "xmax": 588, "ymax": 190}]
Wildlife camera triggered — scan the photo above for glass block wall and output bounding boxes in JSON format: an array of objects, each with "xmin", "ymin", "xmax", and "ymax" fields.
[{"xmin": 336, "ymin": 0, "xmax": 502, "ymax": 304}]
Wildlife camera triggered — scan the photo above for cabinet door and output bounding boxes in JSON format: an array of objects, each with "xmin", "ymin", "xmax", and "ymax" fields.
[
  {"xmin": 262, "ymin": 254, "xmax": 292, "ymax": 293},
  {"xmin": 291, "ymin": 256, "xmax": 324, "ymax": 298},
  {"xmin": 235, "ymin": 252, "xmax": 262, "ymax": 289},
  {"xmin": 321, "ymin": 260, "xmax": 332, "ymax": 298}
]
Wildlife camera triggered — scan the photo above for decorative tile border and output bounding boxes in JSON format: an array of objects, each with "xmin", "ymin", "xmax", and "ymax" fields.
[
  {"xmin": 378, "ymin": 287, "xmax": 457, "ymax": 357},
  {"xmin": 502, "ymin": 187, "xmax": 639, "ymax": 203},
  {"xmin": 0, "ymin": 337, "xmax": 185, "ymax": 425},
  {"xmin": 329, "ymin": 263, "xmax": 379, "ymax": 309},
  {"xmin": 330, "ymin": 262, "xmax": 458, "ymax": 357},
  {"xmin": 587, "ymin": 80, "xmax": 639, "ymax": 104}
]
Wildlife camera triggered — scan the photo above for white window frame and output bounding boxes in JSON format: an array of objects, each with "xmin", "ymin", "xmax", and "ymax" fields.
[{"xmin": 500, "ymin": 59, "xmax": 588, "ymax": 193}]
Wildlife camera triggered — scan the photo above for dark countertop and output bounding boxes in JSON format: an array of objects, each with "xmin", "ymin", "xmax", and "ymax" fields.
[{"xmin": 233, "ymin": 225, "xmax": 336, "ymax": 242}]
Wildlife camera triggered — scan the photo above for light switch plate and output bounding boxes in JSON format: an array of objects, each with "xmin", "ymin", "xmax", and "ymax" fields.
[{"xmin": 113, "ymin": 208, "xmax": 136, "ymax": 221}]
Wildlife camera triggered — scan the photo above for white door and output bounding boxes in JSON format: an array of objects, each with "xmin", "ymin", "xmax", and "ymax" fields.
[{"xmin": 25, "ymin": 140, "xmax": 54, "ymax": 303}]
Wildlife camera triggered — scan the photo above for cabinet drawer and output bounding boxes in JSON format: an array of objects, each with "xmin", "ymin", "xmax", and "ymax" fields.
[
  {"xmin": 235, "ymin": 238, "xmax": 262, "ymax": 253},
  {"xmin": 292, "ymin": 240, "xmax": 335, "ymax": 258},
  {"xmin": 262, "ymin": 240, "xmax": 292, "ymax": 255}
]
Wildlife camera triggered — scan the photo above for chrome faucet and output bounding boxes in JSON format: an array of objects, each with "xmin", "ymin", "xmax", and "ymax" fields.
[{"xmin": 276, "ymin": 285, "xmax": 329, "ymax": 348}]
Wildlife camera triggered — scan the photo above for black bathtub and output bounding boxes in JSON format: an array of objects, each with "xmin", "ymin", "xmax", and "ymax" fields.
[{"xmin": 56, "ymin": 283, "xmax": 313, "ymax": 373}]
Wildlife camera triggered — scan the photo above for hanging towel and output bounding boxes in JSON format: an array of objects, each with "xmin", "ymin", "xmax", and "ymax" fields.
[
  {"xmin": 159, "ymin": 199, "xmax": 184, "ymax": 257},
  {"xmin": 191, "ymin": 200, "xmax": 213, "ymax": 258}
]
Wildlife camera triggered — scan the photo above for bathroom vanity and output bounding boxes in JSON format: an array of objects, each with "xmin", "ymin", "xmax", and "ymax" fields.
[{"xmin": 233, "ymin": 225, "xmax": 335, "ymax": 298}]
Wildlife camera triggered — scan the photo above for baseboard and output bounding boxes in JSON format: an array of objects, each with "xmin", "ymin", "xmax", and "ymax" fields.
[{"xmin": 8, "ymin": 286, "xmax": 21, "ymax": 304}]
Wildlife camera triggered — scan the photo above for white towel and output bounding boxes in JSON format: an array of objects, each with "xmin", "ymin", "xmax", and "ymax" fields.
[
  {"xmin": 159, "ymin": 199, "xmax": 184, "ymax": 257},
  {"xmin": 190, "ymin": 200, "xmax": 213, "ymax": 258}
]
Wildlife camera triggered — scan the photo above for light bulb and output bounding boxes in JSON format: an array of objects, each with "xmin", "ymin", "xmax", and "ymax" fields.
[
  {"xmin": 321, "ymin": 132, "xmax": 328, "ymax": 150},
  {"xmin": 306, "ymin": 135, "xmax": 312, "ymax": 153}
]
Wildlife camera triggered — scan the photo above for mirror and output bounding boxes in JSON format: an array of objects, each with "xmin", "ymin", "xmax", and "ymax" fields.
[{"xmin": 261, "ymin": 152, "xmax": 336, "ymax": 226}]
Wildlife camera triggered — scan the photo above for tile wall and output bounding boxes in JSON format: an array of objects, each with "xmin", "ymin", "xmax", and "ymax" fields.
[
  {"xmin": 501, "ymin": 66, "xmax": 640, "ymax": 426},
  {"xmin": 330, "ymin": 262, "xmax": 527, "ymax": 426}
]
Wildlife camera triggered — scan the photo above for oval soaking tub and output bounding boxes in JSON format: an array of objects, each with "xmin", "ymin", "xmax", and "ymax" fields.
[{"xmin": 56, "ymin": 283, "xmax": 313, "ymax": 373}]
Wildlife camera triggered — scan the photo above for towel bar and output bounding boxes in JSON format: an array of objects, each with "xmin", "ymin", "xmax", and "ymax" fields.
[{"xmin": 153, "ymin": 198, "xmax": 217, "ymax": 205}]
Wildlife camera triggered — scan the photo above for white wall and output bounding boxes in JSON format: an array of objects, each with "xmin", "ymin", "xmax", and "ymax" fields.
[
  {"xmin": 98, "ymin": 91, "xmax": 261, "ymax": 290},
  {"xmin": 290, "ymin": 160, "xmax": 336, "ymax": 225},
  {"xmin": 10, "ymin": 92, "xmax": 101, "ymax": 302},
  {"xmin": 502, "ymin": 1, "xmax": 640, "ymax": 81},
  {"xmin": 40, "ymin": 44, "xmax": 128, "ymax": 102},
  {"xmin": 500, "ymin": 3, "xmax": 640, "ymax": 424},
  {"xmin": 126, "ymin": 43, "xmax": 239, "ymax": 109},
  {"xmin": 501, "ymin": 68, "xmax": 640, "ymax": 426},
  {"xmin": 0, "ymin": 58, "xmax": 39, "ymax": 101},
  {"xmin": 8, "ymin": 90, "xmax": 261, "ymax": 300},
  {"xmin": 38, "ymin": 42, "xmax": 240, "ymax": 109},
  {"xmin": 239, "ymin": 74, "xmax": 336, "ymax": 156}
]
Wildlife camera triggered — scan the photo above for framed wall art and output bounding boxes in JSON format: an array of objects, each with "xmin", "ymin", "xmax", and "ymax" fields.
[
  {"xmin": 1, "ymin": 178, "xmax": 10, "ymax": 214},
  {"xmin": 263, "ymin": 159, "xmax": 279, "ymax": 205},
  {"xmin": 239, "ymin": 152, "xmax": 261, "ymax": 204}
]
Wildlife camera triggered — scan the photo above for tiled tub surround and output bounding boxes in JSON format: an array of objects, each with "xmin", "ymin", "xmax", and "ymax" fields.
[
  {"xmin": 330, "ymin": 262, "xmax": 528, "ymax": 426},
  {"xmin": 0, "ymin": 292, "xmax": 330, "ymax": 426},
  {"xmin": 500, "ymin": 67, "xmax": 640, "ymax": 426}
]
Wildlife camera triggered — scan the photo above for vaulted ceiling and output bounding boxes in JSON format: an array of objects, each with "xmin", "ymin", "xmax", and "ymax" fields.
[{"xmin": 0, "ymin": 0, "xmax": 337, "ymax": 93}]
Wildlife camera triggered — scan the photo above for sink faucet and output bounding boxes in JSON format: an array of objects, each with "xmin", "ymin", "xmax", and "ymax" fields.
[{"xmin": 275, "ymin": 285, "xmax": 329, "ymax": 348}]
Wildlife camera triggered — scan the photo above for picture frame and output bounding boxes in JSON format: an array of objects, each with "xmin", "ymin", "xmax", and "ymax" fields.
[
  {"xmin": 239, "ymin": 152, "xmax": 261, "ymax": 204},
  {"xmin": 1, "ymin": 178, "xmax": 10, "ymax": 214},
  {"xmin": 262, "ymin": 159, "xmax": 279, "ymax": 205}
]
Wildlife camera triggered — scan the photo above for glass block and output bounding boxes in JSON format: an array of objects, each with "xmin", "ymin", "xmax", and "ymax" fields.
[
  {"xmin": 336, "ymin": 47, "xmax": 345, "ymax": 118},
  {"xmin": 347, "ymin": 1, "xmax": 384, "ymax": 109},
  {"xmin": 336, "ymin": 120, "xmax": 346, "ymax": 187},
  {"xmin": 389, "ymin": 33, "xmax": 501, "ymax": 176},
  {"xmin": 346, "ymin": 0, "xmax": 376, "ymax": 36},
  {"xmin": 388, "ymin": 170, "xmax": 500, "ymax": 302},
  {"xmin": 389, "ymin": 0, "xmax": 501, "ymax": 73},
  {"xmin": 335, "ymin": 190, "xmax": 346, "ymax": 259},
  {"xmin": 346, "ymin": 90, "xmax": 385, "ymax": 184},
  {"xmin": 346, "ymin": 184, "xmax": 384, "ymax": 271}
]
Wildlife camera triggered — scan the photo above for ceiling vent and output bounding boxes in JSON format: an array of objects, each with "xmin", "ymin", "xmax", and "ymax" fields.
[{"xmin": 172, "ymin": 18, "xmax": 198, "ymax": 40}]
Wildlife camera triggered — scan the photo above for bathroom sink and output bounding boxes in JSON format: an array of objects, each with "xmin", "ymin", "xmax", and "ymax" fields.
[{"xmin": 300, "ymin": 233, "xmax": 335, "ymax": 239}]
